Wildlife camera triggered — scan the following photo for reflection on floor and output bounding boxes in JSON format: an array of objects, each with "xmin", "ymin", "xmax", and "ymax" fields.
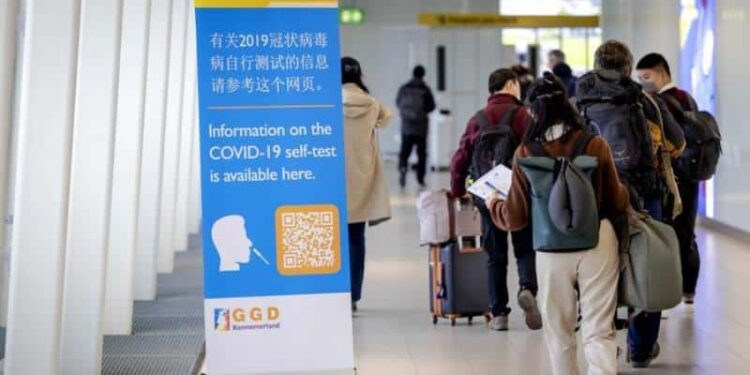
[{"xmin": 351, "ymin": 168, "xmax": 750, "ymax": 375}]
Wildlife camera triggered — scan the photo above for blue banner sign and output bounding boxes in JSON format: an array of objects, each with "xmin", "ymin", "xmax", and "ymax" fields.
[{"xmin": 194, "ymin": 1, "xmax": 354, "ymax": 373}]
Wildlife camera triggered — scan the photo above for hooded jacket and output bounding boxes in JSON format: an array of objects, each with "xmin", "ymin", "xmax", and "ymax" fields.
[{"xmin": 342, "ymin": 83, "xmax": 393, "ymax": 224}]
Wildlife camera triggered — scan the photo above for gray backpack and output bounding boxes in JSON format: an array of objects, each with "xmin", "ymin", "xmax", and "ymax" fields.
[
  {"xmin": 518, "ymin": 133, "xmax": 600, "ymax": 252},
  {"xmin": 618, "ymin": 210, "xmax": 682, "ymax": 312}
]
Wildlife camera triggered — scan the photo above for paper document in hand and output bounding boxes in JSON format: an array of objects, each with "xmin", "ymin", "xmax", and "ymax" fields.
[{"xmin": 467, "ymin": 164, "xmax": 513, "ymax": 200}]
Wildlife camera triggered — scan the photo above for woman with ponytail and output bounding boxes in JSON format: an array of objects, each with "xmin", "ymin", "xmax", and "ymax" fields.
[{"xmin": 485, "ymin": 72, "xmax": 630, "ymax": 375}]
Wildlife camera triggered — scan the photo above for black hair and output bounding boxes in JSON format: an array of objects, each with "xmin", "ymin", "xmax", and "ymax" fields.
[
  {"xmin": 549, "ymin": 49, "xmax": 566, "ymax": 61},
  {"xmin": 488, "ymin": 68, "xmax": 518, "ymax": 94},
  {"xmin": 552, "ymin": 62, "xmax": 573, "ymax": 79},
  {"xmin": 341, "ymin": 56, "xmax": 369, "ymax": 93},
  {"xmin": 523, "ymin": 72, "xmax": 585, "ymax": 144},
  {"xmin": 594, "ymin": 40, "xmax": 634, "ymax": 75},
  {"xmin": 636, "ymin": 52, "xmax": 672, "ymax": 77},
  {"xmin": 413, "ymin": 65, "xmax": 426, "ymax": 79}
]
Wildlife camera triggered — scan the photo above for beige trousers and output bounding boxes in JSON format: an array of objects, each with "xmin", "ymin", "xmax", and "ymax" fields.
[{"xmin": 537, "ymin": 220, "xmax": 619, "ymax": 375}]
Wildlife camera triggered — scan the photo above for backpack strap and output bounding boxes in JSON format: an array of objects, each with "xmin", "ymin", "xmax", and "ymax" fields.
[
  {"xmin": 661, "ymin": 92, "xmax": 688, "ymax": 123},
  {"xmin": 475, "ymin": 110, "xmax": 491, "ymax": 130},
  {"xmin": 572, "ymin": 132, "xmax": 596, "ymax": 158},
  {"xmin": 500, "ymin": 105, "xmax": 521, "ymax": 129},
  {"xmin": 528, "ymin": 140, "xmax": 548, "ymax": 157}
]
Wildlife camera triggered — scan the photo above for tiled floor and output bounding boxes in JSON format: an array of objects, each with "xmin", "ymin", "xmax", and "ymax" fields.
[
  {"xmin": 350, "ymin": 168, "xmax": 750, "ymax": 375},
  {"xmin": 196, "ymin": 166, "xmax": 750, "ymax": 375}
]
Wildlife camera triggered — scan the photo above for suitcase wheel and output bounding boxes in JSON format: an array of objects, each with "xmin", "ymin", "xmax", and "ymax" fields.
[
  {"xmin": 468, "ymin": 316, "xmax": 473, "ymax": 325},
  {"xmin": 450, "ymin": 318, "xmax": 456, "ymax": 326}
]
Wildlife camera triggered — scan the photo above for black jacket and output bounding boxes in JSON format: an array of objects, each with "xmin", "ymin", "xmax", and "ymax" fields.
[{"xmin": 396, "ymin": 78, "xmax": 436, "ymax": 136}]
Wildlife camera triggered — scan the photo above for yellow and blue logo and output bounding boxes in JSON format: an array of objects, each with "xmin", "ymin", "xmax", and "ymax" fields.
[
  {"xmin": 213, "ymin": 306, "xmax": 282, "ymax": 332},
  {"xmin": 214, "ymin": 308, "xmax": 231, "ymax": 331}
]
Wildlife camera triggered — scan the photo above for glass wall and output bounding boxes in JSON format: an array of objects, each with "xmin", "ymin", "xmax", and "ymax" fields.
[
  {"xmin": 679, "ymin": 0, "xmax": 716, "ymax": 217},
  {"xmin": 500, "ymin": 0, "xmax": 602, "ymax": 74},
  {"xmin": 713, "ymin": 0, "xmax": 750, "ymax": 232}
]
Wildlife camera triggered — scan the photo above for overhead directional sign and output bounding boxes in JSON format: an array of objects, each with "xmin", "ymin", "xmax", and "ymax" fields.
[{"xmin": 418, "ymin": 13, "xmax": 600, "ymax": 28}]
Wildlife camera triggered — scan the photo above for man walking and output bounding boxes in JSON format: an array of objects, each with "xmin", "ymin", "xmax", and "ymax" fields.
[
  {"xmin": 450, "ymin": 68, "xmax": 541, "ymax": 332},
  {"xmin": 396, "ymin": 65, "xmax": 436, "ymax": 188},
  {"xmin": 577, "ymin": 41, "xmax": 685, "ymax": 369},
  {"xmin": 636, "ymin": 53, "xmax": 702, "ymax": 306}
]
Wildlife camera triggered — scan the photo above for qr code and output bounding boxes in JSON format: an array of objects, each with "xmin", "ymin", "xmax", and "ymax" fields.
[{"xmin": 275, "ymin": 205, "xmax": 341, "ymax": 275}]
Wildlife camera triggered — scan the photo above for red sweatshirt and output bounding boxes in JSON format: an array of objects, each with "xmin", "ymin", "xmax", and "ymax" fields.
[{"xmin": 450, "ymin": 93, "xmax": 531, "ymax": 196}]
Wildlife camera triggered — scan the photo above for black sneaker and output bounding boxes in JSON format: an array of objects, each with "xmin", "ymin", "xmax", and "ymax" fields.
[{"xmin": 631, "ymin": 343, "xmax": 660, "ymax": 368}]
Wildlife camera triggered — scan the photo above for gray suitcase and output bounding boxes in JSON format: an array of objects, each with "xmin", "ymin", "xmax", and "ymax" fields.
[{"xmin": 429, "ymin": 238, "xmax": 491, "ymax": 326}]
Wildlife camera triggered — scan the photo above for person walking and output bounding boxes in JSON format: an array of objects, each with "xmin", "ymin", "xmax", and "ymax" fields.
[
  {"xmin": 450, "ymin": 68, "xmax": 541, "ymax": 332},
  {"xmin": 552, "ymin": 62, "xmax": 578, "ymax": 98},
  {"xmin": 636, "ymin": 52, "xmax": 702, "ymax": 305},
  {"xmin": 485, "ymin": 72, "xmax": 630, "ymax": 375},
  {"xmin": 341, "ymin": 57, "xmax": 393, "ymax": 312},
  {"xmin": 396, "ymin": 65, "xmax": 436, "ymax": 188},
  {"xmin": 547, "ymin": 49, "xmax": 567, "ymax": 71},
  {"xmin": 576, "ymin": 40, "xmax": 686, "ymax": 369}
]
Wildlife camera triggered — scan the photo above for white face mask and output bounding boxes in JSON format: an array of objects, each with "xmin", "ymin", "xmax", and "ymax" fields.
[{"xmin": 639, "ymin": 79, "xmax": 658, "ymax": 93}]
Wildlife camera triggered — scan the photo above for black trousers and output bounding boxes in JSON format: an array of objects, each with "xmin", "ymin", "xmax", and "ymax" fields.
[
  {"xmin": 672, "ymin": 179, "xmax": 701, "ymax": 295},
  {"xmin": 480, "ymin": 210, "xmax": 537, "ymax": 315},
  {"xmin": 398, "ymin": 134, "xmax": 427, "ymax": 184}
]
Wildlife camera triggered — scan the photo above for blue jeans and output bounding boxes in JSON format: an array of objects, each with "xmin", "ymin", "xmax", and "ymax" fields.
[
  {"xmin": 348, "ymin": 222, "xmax": 366, "ymax": 303},
  {"xmin": 628, "ymin": 197, "xmax": 663, "ymax": 361}
]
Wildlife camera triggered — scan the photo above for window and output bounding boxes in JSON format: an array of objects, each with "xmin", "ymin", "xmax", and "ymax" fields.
[{"xmin": 499, "ymin": 0, "xmax": 602, "ymax": 74}]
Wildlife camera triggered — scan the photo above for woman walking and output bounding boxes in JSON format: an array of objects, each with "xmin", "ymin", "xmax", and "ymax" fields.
[
  {"xmin": 341, "ymin": 57, "xmax": 393, "ymax": 312},
  {"xmin": 485, "ymin": 73, "xmax": 629, "ymax": 374}
]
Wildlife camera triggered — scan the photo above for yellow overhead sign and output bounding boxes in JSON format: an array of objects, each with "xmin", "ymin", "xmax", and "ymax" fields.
[
  {"xmin": 418, "ymin": 13, "xmax": 600, "ymax": 28},
  {"xmin": 194, "ymin": 0, "xmax": 338, "ymax": 8}
]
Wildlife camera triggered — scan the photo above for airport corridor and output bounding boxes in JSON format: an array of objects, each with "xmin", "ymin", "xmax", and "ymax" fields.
[{"xmin": 346, "ymin": 167, "xmax": 750, "ymax": 375}]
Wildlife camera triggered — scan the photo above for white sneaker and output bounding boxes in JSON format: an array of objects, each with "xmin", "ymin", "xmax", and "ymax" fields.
[
  {"xmin": 488, "ymin": 315, "xmax": 509, "ymax": 331},
  {"xmin": 681, "ymin": 301, "xmax": 695, "ymax": 315},
  {"xmin": 661, "ymin": 308, "xmax": 673, "ymax": 320}
]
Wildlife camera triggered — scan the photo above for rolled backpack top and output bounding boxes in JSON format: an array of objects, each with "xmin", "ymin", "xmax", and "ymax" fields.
[{"xmin": 518, "ymin": 133, "xmax": 600, "ymax": 252}]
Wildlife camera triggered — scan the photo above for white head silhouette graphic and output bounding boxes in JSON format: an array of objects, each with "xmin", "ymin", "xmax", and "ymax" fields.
[{"xmin": 212, "ymin": 215, "xmax": 252, "ymax": 272}]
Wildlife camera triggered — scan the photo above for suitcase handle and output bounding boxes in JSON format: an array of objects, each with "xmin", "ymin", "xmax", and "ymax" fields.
[
  {"xmin": 437, "ymin": 263, "xmax": 447, "ymax": 299},
  {"xmin": 454, "ymin": 197, "xmax": 474, "ymax": 212},
  {"xmin": 458, "ymin": 235, "xmax": 483, "ymax": 254}
]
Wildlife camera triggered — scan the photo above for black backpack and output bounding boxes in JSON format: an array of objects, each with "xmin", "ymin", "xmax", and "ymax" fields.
[
  {"xmin": 577, "ymin": 71, "xmax": 659, "ymax": 197},
  {"xmin": 470, "ymin": 106, "xmax": 521, "ymax": 182},
  {"xmin": 397, "ymin": 86, "xmax": 427, "ymax": 122},
  {"xmin": 664, "ymin": 95, "xmax": 722, "ymax": 181}
]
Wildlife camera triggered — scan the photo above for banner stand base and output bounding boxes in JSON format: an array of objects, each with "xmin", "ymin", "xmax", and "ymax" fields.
[
  {"xmin": 199, "ymin": 361, "xmax": 358, "ymax": 375},
  {"xmin": 200, "ymin": 369, "xmax": 358, "ymax": 375}
]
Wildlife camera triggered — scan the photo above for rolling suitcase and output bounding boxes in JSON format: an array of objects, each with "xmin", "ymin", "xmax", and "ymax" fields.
[{"xmin": 429, "ymin": 234, "xmax": 491, "ymax": 326}]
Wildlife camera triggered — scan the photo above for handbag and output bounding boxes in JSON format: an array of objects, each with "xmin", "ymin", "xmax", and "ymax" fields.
[
  {"xmin": 417, "ymin": 191, "xmax": 481, "ymax": 247},
  {"xmin": 618, "ymin": 209, "xmax": 683, "ymax": 312}
]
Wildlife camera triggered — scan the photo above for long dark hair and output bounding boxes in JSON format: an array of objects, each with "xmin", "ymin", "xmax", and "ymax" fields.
[
  {"xmin": 341, "ymin": 56, "xmax": 369, "ymax": 93},
  {"xmin": 523, "ymin": 72, "xmax": 584, "ymax": 144}
]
